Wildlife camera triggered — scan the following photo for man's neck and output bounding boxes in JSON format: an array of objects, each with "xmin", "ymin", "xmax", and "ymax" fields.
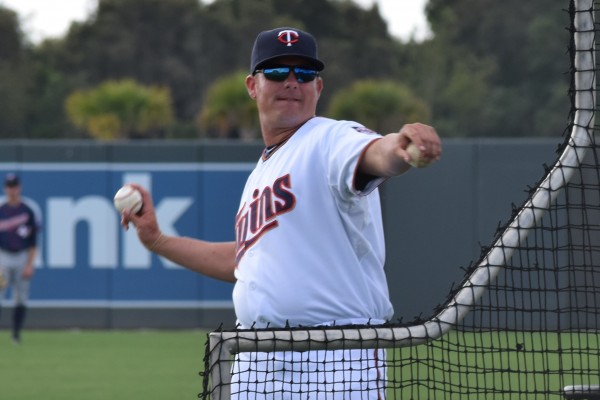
[
  {"xmin": 5, "ymin": 194, "xmax": 21, "ymax": 206},
  {"xmin": 260, "ymin": 117, "xmax": 314, "ymax": 147}
]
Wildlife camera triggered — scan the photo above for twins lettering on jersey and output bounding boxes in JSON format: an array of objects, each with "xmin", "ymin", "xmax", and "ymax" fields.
[{"xmin": 235, "ymin": 174, "xmax": 295, "ymax": 264}]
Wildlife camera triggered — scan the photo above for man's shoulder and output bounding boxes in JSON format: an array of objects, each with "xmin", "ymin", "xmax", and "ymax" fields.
[
  {"xmin": 302, "ymin": 117, "xmax": 353, "ymax": 137},
  {"xmin": 309, "ymin": 117, "xmax": 379, "ymax": 136},
  {"xmin": 308, "ymin": 116, "xmax": 350, "ymax": 129},
  {"xmin": 1, "ymin": 202, "xmax": 35, "ymax": 214}
]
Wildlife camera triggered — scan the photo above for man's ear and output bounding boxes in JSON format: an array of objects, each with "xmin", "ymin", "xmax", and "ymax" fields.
[
  {"xmin": 246, "ymin": 74, "xmax": 257, "ymax": 99},
  {"xmin": 316, "ymin": 76, "xmax": 324, "ymax": 99}
]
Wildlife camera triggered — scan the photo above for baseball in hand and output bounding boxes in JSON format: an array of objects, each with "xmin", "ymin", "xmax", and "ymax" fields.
[
  {"xmin": 113, "ymin": 185, "xmax": 143, "ymax": 214},
  {"xmin": 406, "ymin": 142, "xmax": 432, "ymax": 168}
]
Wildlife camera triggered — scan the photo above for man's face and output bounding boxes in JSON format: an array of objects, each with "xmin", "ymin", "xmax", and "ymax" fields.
[
  {"xmin": 4, "ymin": 184, "xmax": 21, "ymax": 203},
  {"xmin": 246, "ymin": 56, "xmax": 323, "ymax": 132}
]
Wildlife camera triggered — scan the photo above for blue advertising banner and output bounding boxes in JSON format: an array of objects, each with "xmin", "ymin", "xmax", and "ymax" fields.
[{"xmin": 0, "ymin": 162, "xmax": 254, "ymax": 308}]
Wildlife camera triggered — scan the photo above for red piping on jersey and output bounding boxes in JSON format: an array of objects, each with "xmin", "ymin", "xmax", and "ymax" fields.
[{"xmin": 374, "ymin": 348, "xmax": 384, "ymax": 400}]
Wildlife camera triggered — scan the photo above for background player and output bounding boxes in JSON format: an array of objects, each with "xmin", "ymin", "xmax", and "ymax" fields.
[
  {"xmin": 122, "ymin": 27, "xmax": 441, "ymax": 398},
  {"xmin": 0, "ymin": 174, "xmax": 39, "ymax": 344}
]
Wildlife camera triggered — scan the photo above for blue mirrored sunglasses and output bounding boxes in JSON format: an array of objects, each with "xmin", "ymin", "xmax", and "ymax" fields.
[{"xmin": 253, "ymin": 66, "xmax": 319, "ymax": 83}]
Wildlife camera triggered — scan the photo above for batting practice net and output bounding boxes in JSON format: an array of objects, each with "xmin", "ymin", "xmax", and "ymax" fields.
[{"xmin": 200, "ymin": 1, "xmax": 600, "ymax": 398}]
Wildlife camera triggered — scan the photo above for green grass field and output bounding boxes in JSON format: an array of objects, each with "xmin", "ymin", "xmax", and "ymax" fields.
[
  {"xmin": 2, "ymin": 329, "xmax": 597, "ymax": 399},
  {"xmin": 0, "ymin": 329, "xmax": 209, "ymax": 400},
  {"xmin": 389, "ymin": 330, "xmax": 600, "ymax": 399}
]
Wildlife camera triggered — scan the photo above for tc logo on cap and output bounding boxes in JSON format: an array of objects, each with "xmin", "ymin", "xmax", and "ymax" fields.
[{"xmin": 277, "ymin": 30, "xmax": 299, "ymax": 47}]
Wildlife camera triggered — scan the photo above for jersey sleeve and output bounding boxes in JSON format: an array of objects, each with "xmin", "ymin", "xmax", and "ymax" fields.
[
  {"xmin": 354, "ymin": 139, "xmax": 387, "ymax": 195},
  {"xmin": 26, "ymin": 206, "xmax": 39, "ymax": 248},
  {"xmin": 322, "ymin": 122, "xmax": 385, "ymax": 200}
]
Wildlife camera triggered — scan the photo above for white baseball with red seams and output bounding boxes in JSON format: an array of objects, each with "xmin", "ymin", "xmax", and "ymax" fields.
[
  {"xmin": 113, "ymin": 185, "xmax": 143, "ymax": 214},
  {"xmin": 406, "ymin": 142, "xmax": 432, "ymax": 168}
]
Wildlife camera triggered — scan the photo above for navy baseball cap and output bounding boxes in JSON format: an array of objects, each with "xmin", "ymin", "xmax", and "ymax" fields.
[
  {"xmin": 250, "ymin": 27, "xmax": 325, "ymax": 73},
  {"xmin": 4, "ymin": 173, "xmax": 20, "ymax": 187}
]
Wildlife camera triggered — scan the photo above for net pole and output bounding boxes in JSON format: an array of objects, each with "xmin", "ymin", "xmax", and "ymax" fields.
[
  {"xmin": 208, "ymin": 333, "xmax": 234, "ymax": 399},
  {"xmin": 564, "ymin": 384, "xmax": 600, "ymax": 399}
]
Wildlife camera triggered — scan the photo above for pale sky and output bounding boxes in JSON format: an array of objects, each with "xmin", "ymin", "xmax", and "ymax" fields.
[{"xmin": 0, "ymin": 0, "xmax": 431, "ymax": 44}]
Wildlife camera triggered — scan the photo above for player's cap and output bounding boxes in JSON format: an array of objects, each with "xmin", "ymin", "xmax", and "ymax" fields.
[
  {"xmin": 4, "ymin": 173, "xmax": 20, "ymax": 187},
  {"xmin": 250, "ymin": 27, "xmax": 325, "ymax": 73}
]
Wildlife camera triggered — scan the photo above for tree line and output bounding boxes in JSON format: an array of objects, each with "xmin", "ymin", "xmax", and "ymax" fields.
[{"xmin": 0, "ymin": 0, "xmax": 571, "ymax": 140}]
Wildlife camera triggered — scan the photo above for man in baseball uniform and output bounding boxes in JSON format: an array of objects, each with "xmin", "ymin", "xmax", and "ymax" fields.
[
  {"xmin": 124, "ymin": 27, "xmax": 441, "ymax": 398},
  {"xmin": 0, "ymin": 174, "xmax": 39, "ymax": 344}
]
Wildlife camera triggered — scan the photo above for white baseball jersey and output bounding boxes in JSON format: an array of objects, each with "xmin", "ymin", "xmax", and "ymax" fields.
[{"xmin": 233, "ymin": 116, "xmax": 394, "ymax": 328}]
